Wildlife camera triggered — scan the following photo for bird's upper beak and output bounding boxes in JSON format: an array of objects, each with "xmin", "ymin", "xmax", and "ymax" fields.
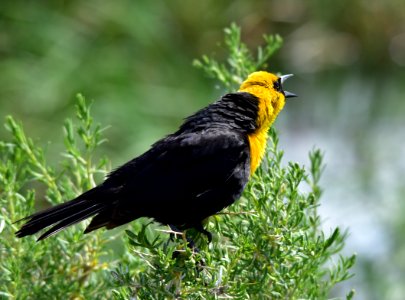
[{"xmin": 280, "ymin": 74, "xmax": 297, "ymax": 98}]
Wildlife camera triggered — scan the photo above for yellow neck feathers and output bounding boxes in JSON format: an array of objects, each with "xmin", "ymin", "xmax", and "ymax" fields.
[{"xmin": 238, "ymin": 71, "xmax": 286, "ymax": 174}]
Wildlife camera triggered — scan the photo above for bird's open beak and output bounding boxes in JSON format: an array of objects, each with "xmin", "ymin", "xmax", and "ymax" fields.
[{"xmin": 280, "ymin": 74, "xmax": 297, "ymax": 98}]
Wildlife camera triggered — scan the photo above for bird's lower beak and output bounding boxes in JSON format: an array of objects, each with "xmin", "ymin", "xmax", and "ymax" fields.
[
  {"xmin": 280, "ymin": 74, "xmax": 297, "ymax": 98},
  {"xmin": 284, "ymin": 91, "xmax": 297, "ymax": 98}
]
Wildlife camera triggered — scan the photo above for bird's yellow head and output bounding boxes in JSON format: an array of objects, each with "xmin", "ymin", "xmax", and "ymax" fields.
[
  {"xmin": 239, "ymin": 71, "xmax": 296, "ymax": 174},
  {"xmin": 239, "ymin": 71, "xmax": 296, "ymax": 129}
]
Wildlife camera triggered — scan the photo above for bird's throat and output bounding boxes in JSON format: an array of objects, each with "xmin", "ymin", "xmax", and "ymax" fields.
[{"xmin": 248, "ymin": 126, "xmax": 269, "ymax": 174}]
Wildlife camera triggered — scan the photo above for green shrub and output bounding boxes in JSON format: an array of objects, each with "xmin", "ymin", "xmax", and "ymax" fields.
[{"xmin": 0, "ymin": 96, "xmax": 112, "ymax": 299}]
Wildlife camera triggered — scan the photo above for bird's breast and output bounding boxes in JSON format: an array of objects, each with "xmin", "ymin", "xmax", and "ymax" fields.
[{"xmin": 247, "ymin": 128, "xmax": 268, "ymax": 174}]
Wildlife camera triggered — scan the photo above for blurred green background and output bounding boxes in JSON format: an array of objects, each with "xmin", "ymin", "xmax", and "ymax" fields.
[{"xmin": 1, "ymin": 1, "xmax": 404, "ymax": 299}]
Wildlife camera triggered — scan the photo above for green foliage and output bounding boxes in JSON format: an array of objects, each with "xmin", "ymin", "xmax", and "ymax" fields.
[
  {"xmin": 0, "ymin": 24, "xmax": 355, "ymax": 299},
  {"xmin": 0, "ymin": 95, "xmax": 112, "ymax": 299},
  {"xmin": 193, "ymin": 23, "xmax": 283, "ymax": 91}
]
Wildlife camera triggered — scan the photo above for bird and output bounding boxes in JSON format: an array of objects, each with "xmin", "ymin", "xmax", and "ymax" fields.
[{"xmin": 15, "ymin": 71, "xmax": 296, "ymax": 242}]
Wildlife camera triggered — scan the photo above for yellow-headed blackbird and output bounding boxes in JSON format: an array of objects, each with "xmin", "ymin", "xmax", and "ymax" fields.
[{"xmin": 16, "ymin": 71, "xmax": 296, "ymax": 241}]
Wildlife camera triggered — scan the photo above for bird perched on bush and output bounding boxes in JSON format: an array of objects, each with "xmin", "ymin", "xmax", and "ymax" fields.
[{"xmin": 16, "ymin": 71, "xmax": 296, "ymax": 242}]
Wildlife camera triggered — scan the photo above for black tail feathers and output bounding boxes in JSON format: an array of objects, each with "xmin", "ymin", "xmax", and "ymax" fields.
[{"xmin": 15, "ymin": 189, "xmax": 110, "ymax": 241}]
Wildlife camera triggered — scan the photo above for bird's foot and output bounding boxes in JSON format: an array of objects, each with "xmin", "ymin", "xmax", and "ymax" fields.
[
  {"xmin": 167, "ymin": 224, "xmax": 201, "ymax": 252},
  {"xmin": 168, "ymin": 224, "xmax": 183, "ymax": 242},
  {"xmin": 194, "ymin": 223, "xmax": 212, "ymax": 243},
  {"xmin": 167, "ymin": 224, "xmax": 207, "ymax": 272}
]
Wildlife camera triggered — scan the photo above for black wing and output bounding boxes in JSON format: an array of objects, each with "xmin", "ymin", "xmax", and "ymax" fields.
[{"xmin": 93, "ymin": 128, "xmax": 251, "ymax": 230}]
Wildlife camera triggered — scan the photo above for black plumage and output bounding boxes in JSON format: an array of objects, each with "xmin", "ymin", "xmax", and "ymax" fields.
[{"xmin": 16, "ymin": 92, "xmax": 259, "ymax": 241}]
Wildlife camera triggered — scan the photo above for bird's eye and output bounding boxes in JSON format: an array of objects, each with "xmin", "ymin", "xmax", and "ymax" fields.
[{"xmin": 273, "ymin": 79, "xmax": 282, "ymax": 92}]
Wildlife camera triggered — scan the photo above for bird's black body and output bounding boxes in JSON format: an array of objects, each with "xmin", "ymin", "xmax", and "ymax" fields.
[{"xmin": 16, "ymin": 92, "xmax": 260, "ymax": 241}]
